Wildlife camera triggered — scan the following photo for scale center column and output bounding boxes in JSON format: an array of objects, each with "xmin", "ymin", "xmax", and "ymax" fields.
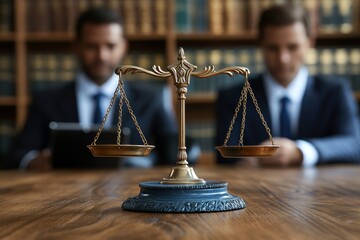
[{"xmin": 161, "ymin": 48, "xmax": 205, "ymax": 184}]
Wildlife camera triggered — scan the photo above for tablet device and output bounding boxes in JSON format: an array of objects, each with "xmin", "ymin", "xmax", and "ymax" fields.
[{"xmin": 49, "ymin": 122, "xmax": 131, "ymax": 169}]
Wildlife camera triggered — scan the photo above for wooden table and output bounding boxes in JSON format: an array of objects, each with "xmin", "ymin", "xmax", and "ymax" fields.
[{"xmin": 0, "ymin": 165, "xmax": 359, "ymax": 239}]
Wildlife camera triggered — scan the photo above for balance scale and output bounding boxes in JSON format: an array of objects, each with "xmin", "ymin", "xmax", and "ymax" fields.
[{"xmin": 87, "ymin": 48, "xmax": 279, "ymax": 213}]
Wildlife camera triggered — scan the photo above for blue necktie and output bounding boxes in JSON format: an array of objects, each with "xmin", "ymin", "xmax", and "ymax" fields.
[
  {"xmin": 280, "ymin": 96, "xmax": 292, "ymax": 138},
  {"xmin": 92, "ymin": 92, "xmax": 104, "ymax": 124}
]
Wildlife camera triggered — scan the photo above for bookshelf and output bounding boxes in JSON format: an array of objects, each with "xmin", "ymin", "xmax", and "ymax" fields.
[{"xmin": 0, "ymin": 0, "xmax": 360, "ymax": 166}]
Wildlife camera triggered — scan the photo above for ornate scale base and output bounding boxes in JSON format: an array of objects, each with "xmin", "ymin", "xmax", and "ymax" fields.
[{"xmin": 122, "ymin": 181, "xmax": 246, "ymax": 213}]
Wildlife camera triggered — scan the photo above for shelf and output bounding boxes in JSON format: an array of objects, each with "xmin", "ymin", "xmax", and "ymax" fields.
[
  {"xmin": 317, "ymin": 32, "xmax": 360, "ymax": 39},
  {"xmin": 197, "ymin": 152, "xmax": 216, "ymax": 166},
  {"xmin": 0, "ymin": 33, "xmax": 15, "ymax": 41},
  {"xmin": 0, "ymin": 97, "xmax": 17, "ymax": 106},
  {"xmin": 25, "ymin": 32, "xmax": 167, "ymax": 42},
  {"xmin": 177, "ymin": 31, "xmax": 360, "ymax": 42},
  {"xmin": 8, "ymin": 31, "xmax": 360, "ymax": 43},
  {"xmin": 127, "ymin": 34, "xmax": 167, "ymax": 41},
  {"xmin": 177, "ymin": 32, "xmax": 257, "ymax": 41},
  {"xmin": 26, "ymin": 32, "xmax": 74, "ymax": 42},
  {"xmin": 187, "ymin": 93, "xmax": 216, "ymax": 104}
]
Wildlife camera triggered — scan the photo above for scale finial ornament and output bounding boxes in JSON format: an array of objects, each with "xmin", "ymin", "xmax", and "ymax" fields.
[{"xmin": 167, "ymin": 47, "xmax": 197, "ymax": 86}]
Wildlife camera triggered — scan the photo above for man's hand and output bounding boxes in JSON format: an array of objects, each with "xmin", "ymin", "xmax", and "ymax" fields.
[
  {"xmin": 256, "ymin": 138, "xmax": 303, "ymax": 167},
  {"xmin": 27, "ymin": 149, "xmax": 53, "ymax": 171}
]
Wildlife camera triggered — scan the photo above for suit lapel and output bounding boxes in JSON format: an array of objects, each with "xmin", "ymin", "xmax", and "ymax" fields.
[
  {"xmin": 246, "ymin": 76, "xmax": 272, "ymax": 143},
  {"xmin": 57, "ymin": 82, "xmax": 79, "ymax": 122},
  {"xmin": 298, "ymin": 76, "xmax": 319, "ymax": 137}
]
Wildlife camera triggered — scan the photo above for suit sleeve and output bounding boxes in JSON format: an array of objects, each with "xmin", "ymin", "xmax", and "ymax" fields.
[
  {"xmin": 215, "ymin": 88, "xmax": 239, "ymax": 164},
  {"xmin": 308, "ymin": 80, "xmax": 360, "ymax": 164},
  {"xmin": 7, "ymin": 94, "xmax": 51, "ymax": 168}
]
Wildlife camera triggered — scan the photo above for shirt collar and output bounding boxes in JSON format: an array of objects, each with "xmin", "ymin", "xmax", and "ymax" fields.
[
  {"xmin": 263, "ymin": 67, "xmax": 309, "ymax": 104},
  {"xmin": 76, "ymin": 72, "xmax": 119, "ymax": 98}
]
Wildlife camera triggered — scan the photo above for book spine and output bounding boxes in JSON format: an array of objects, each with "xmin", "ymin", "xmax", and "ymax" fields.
[
  {"xmin": 208, "ymin": 0, "xmax": 224, "ymax": 34},
  {"xmin": 175, "ymin": 0, "xmax": 192, "ymax": 32},
  {"xmin": 123, "ymin": 0, "xmax": 137, "ymax": 35},
  {"xmin": 138, "ymin": 0, "xmax": 152, "ymax": 34},
  {"xmin": 0, "ymin": 0, "xmax": 13, "ymax": 32},
  {"xmin": 338, "ymin": 0, "xmax": 354, "ymax": 33},
  {"xmin": 0, "ymin": 55, "xmax": 14, "ymax": 96},
  {"xmin": 154, "ymin": 0, "xmax": 167, "ymax": 34}
]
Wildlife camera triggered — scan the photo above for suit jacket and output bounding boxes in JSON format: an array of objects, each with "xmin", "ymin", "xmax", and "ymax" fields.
[
  {"xmin": 216, "ymin": 74, "xmax": 360, "ymax": 165},
  {"xmin": 8, "ymin": 80, "xmax": 178, "ymax": 168}
]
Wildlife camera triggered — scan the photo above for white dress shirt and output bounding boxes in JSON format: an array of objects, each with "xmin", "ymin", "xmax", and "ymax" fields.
[
  {"xmin": 263, "ymin": 67, "xmax": 318, "ymax": 167},
  {"xmin": 76, "ymin": 72, "xmax": 119, "ymax": 128}
]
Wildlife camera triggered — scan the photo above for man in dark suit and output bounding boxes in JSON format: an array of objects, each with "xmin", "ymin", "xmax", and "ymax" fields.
[
  {"xmin": 8, "ymin": 7, "xmax": 179, "ymax": 170},
  {"xmin": 216, "ymin": 4, "xmax": 360, "ymax": 167}
]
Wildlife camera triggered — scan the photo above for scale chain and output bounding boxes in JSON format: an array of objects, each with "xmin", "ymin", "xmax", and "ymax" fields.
[
  {"xmin": 223, "ymin": 74, "xmax": 275, "ymax": 147},
  {"xmin": 119, "ymin": 78, "xmax": 149, "ymax": 145},
  {"xmin": 239, "ymin": 82, "xmax": 248, "ymax": 146},
  {"xmin": 223, "ymin": 79, "xmax": 249, "ymax": 146},
  {"xmin": 247, "ymin": 83, "xmax": 275, "ymax": 145},
  {"xmin": 91, "ymin": 83, "xmax": 120, "ymax": 145},
  {"xmin": 91, "ymin": 75, "xmax": 149, "ymax": 146},
  {"xmin": 117, "ymin": 93, "xmax": 124, "ymax": 145}
]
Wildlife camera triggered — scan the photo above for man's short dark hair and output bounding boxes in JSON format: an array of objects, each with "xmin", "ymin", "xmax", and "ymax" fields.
[
  {"xmin": 75, "ymin": 7, "xmax": 124, "ymax": 39},
  {"xmin": 258, "ymin": 4, "xmax": 311, "ymax": 41}
]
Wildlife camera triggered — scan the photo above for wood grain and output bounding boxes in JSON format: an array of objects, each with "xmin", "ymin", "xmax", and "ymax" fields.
[{"xmin": 0, "ymin": 166, "xmax": 359, "ymax": 239}]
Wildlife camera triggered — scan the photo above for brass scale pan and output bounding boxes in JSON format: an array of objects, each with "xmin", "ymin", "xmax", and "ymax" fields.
[{"xmin": 88, "ymin": 145, "xmax": 277, "ymax": 158}]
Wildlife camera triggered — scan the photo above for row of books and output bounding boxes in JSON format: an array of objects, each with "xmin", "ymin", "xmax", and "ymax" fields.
[
  {"xmin": 306, "ymin": 48, "xmax": 360, "ymax": 90},
  {"xmin": 186, "ymin": 122, "xmax": 216, "ymax": 153},
  {"xmin": 176, "ymin": 0, "xmax": 359, "ymax": 34},
  {"xmin": 183, "ymin": 47, "xmax": 360, "ymax": 94},
  {"xmin": 0, "ymin": 0, "xmax": 13, "ymax": 32},
  {"xmin": 25, "ymin": 0, "xmax": 167, "ymax": 35},
  {"xmin": 1, "ymin": 47, "xmax": 359, "ymax": 97},
  {"xmin": 0, "ymin": 120, "xmax": 15, "ymax": 169},
  {"xmin": 28, "ymin": 54, "xmax": 78, "ymax": 93},
  {"xmin": 1, "ymin": 47, "xmax": 359, "ymax": 96},
  {"xmin": 27, "ymin": 51, "xmax": 167, "ymax": 94},
  {"xmin": 319, "ymin": 0, "xmax": 357, "ymax": 33},
  {"xmin": 1, "ymin": 0, "xmax": 358, "ymax": 35}
]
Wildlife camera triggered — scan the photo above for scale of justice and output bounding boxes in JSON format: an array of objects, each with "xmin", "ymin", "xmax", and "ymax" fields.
[{"xmin": 87, "ymin": 48, "xmax": 279, "ymax": 213}]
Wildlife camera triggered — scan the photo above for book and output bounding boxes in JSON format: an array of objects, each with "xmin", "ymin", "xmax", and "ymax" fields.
[
  {"xmin": 0, "ymin": 55, "xmax": 14, "ymax": 96},
  {"xmin": 349, "ymin": 48, "xmax": 360, "ymax": 91},
  {"xmin": 0, "ymin": 0, "xmax": 13, "ymax": 32},
  {"xmin": 208, "ymin": 0, "xmax": 224, "ymax": 34},
  {"xmin": 319, "ymin": 0, "xmax": 338, "ymax": 33},
  {"xmin": 123, "ymin": 0, "xmax": 137, "ymax": 34},
  {"xmin": 154, "ymin": 0, "xmax": 167, "ymax": 34},
  {"xmin": 175, "ymin": 0, "xmax": 192, "ymax": 32},
  {"xmin": 224, "ymin": 0, "xmax": 246, "ymax": 34},
  {"xmin": 29, "ymin": 53, "xmax": 77, "ymax": 93},
  {"xmin": 138, "ymin": 0, "xmax": 152, "ymax": 34},
  {"xmin": 338, "ymin": 0, "xmax": 354, "ymax": 33},
  {"xmin": 186, "ymin": 121, "xmax": 216, "ymax": 153},
  {"xmin": 192, "ymin": 0, "xmax": 208, "ymax": 32}
]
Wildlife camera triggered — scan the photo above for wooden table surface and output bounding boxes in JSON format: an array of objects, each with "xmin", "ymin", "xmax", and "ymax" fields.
[{"xmin": 0, "ymin": 165, "xmax": 359, "ymax": 240}]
